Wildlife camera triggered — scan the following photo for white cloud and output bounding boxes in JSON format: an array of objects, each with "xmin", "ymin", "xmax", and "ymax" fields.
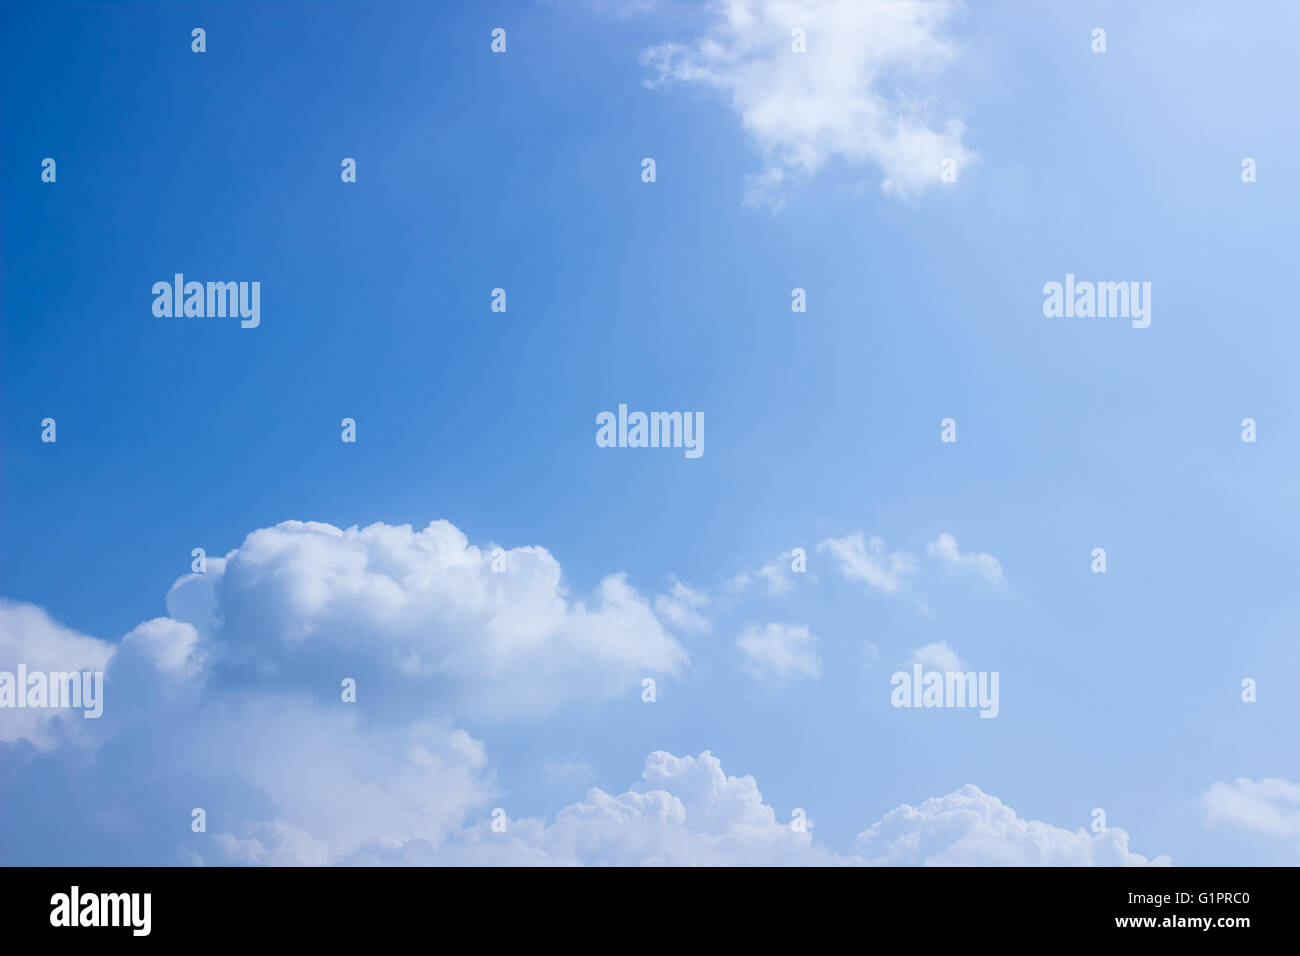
[
  {"xmin": 819, "ymin": 534, "xmax": 917, "ymax": 594},
  {"xmin": 117, "ymin": 617, "xmax": 204, "ymax": 681},
  {"xmin": 654, "ymin": 577, "xmax": 712, "ymax": 634},
  {"xmin": 403, "ymin": 751, "xmax": 837, "ymax": 866},
  {"xmin": 856, "ymin": 785, "xmax": 1171, "ymax": 866},
  {"xmin": 727, "ymin": 551, "xmax": 800, "ymax": 597},
  {"xmin": 908, "ymin": 641, "xmax": 964, "ymax": 672},
  {"xmin": 164, "ymin": 519, "xmax": 687, "ymax": 719},
  {"xmin": 214, "ymin": 820, "xmax": 332, "ymax": 867},
  {"xmin": 0, "ymin": 519, "xmax": 690, "ymax": 863},
  {"xmin": 1202, "ymin": 778, "xmax": 1300, "ymax": 839},
  {"xmin": 347, "ymin": 754, "xmax": 1171, "ymax": 868},
  {"xmin": 196, "ymin": 712, "xmax": 495, "ymax": 865},
  {"xmin": 4, "ymin": 618, "xmax": 500, "ymax": 866},
  {"xmin": 2, "ymin": 596, "xmax": 1172, "ymax": 867},
  {"xmin": 0, "ymin": 600, "xmax": 115, "ymax": 748},
  {"xmin": 926, "ymin": 533, "xmax": 1003, "ymax": 584},
  {"xmin": 736, "ymin": 623, "xmax": 821, "ymax": 683},
  {"xmin": 642, "ymin": 0, "xmax": 975, "ymax": 207},
  {"xmin": 0, "ymin": 516, "xmax": 1173, "ymax": 867}
]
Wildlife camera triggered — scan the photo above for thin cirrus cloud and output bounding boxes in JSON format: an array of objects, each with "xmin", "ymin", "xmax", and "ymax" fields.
[
  {"xmin": 640, "ymin": 0, "xmax": 976, "ymax": 209},
  {"xmin": 819, "ymin": 532, "xmax": 1003, "ymax": 594}
]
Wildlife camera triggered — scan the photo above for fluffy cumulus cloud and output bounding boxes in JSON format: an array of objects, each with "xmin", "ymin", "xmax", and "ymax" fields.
[
  {"xmin": 414, "ymin": 751, "xmax": 838, "ymax": 866},
  {"xmin": 0, "ymin": 518, "xmax": 1172, "ymax": 866},
  {"xmin": 1, "ymin": 629, "xmax": 1172, "ymax": 869},
  {"xmin": 855, "ymin": 785, "xmax": 1171, "ymax": 866},
  {"xmin": 165, "ymin": 519, "xmax": 687, "ymax": 720},
  {"xmin": 1202, "ymin": 778, "xmax": 1300, "ymax": 839},
  {"xmin": 0, "ymin": 519, "xmax": 689, "ymax": 864},
  {"xmin": 641, "ymin": 0, "xmax": 975, "ymax": 207},
  {"xmin": 348, "ymin": 755, "xmax": 1171, "ymax": 867},
  {"xmin": 2, "ymin": 620, "xmax": 497, "ymax": 863},
  {"xmin": 735, "ymin": 622, "xmax": 821, "ymax": 683}
]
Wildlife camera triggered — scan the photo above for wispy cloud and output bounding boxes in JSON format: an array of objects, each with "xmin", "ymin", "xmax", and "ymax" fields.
[
  {"xmin": 726, "ymin": 550, "xmax": 803, "ymax": 597},
  {"xmin": 736, "ymin": 622, "xmax": 821, "ymax": 684},
  {"xmin": 1203, "ymin": 778, "xmax": 1300, "ymax": 839},
  {"xmin": 926, "ymin": 533, "xmax": 1004, "ymax": 584},
  {"xmin": 654, "ymin": 576, "xmax": 712, "ymax": 634},
  {"xmin": 819, "ymin": 534, "xmax": 917, "ymax": 594}
]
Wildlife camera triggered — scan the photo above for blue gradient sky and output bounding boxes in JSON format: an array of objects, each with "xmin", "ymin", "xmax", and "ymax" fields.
[{"xmin": 3, "ymin": 0, "xmax": 1299, "ymax": 865}]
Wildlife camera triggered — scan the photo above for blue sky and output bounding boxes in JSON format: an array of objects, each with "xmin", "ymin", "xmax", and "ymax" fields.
[{"xmin": 2, "ymin": 0, "xmax": 1299, "ymax": 866}]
